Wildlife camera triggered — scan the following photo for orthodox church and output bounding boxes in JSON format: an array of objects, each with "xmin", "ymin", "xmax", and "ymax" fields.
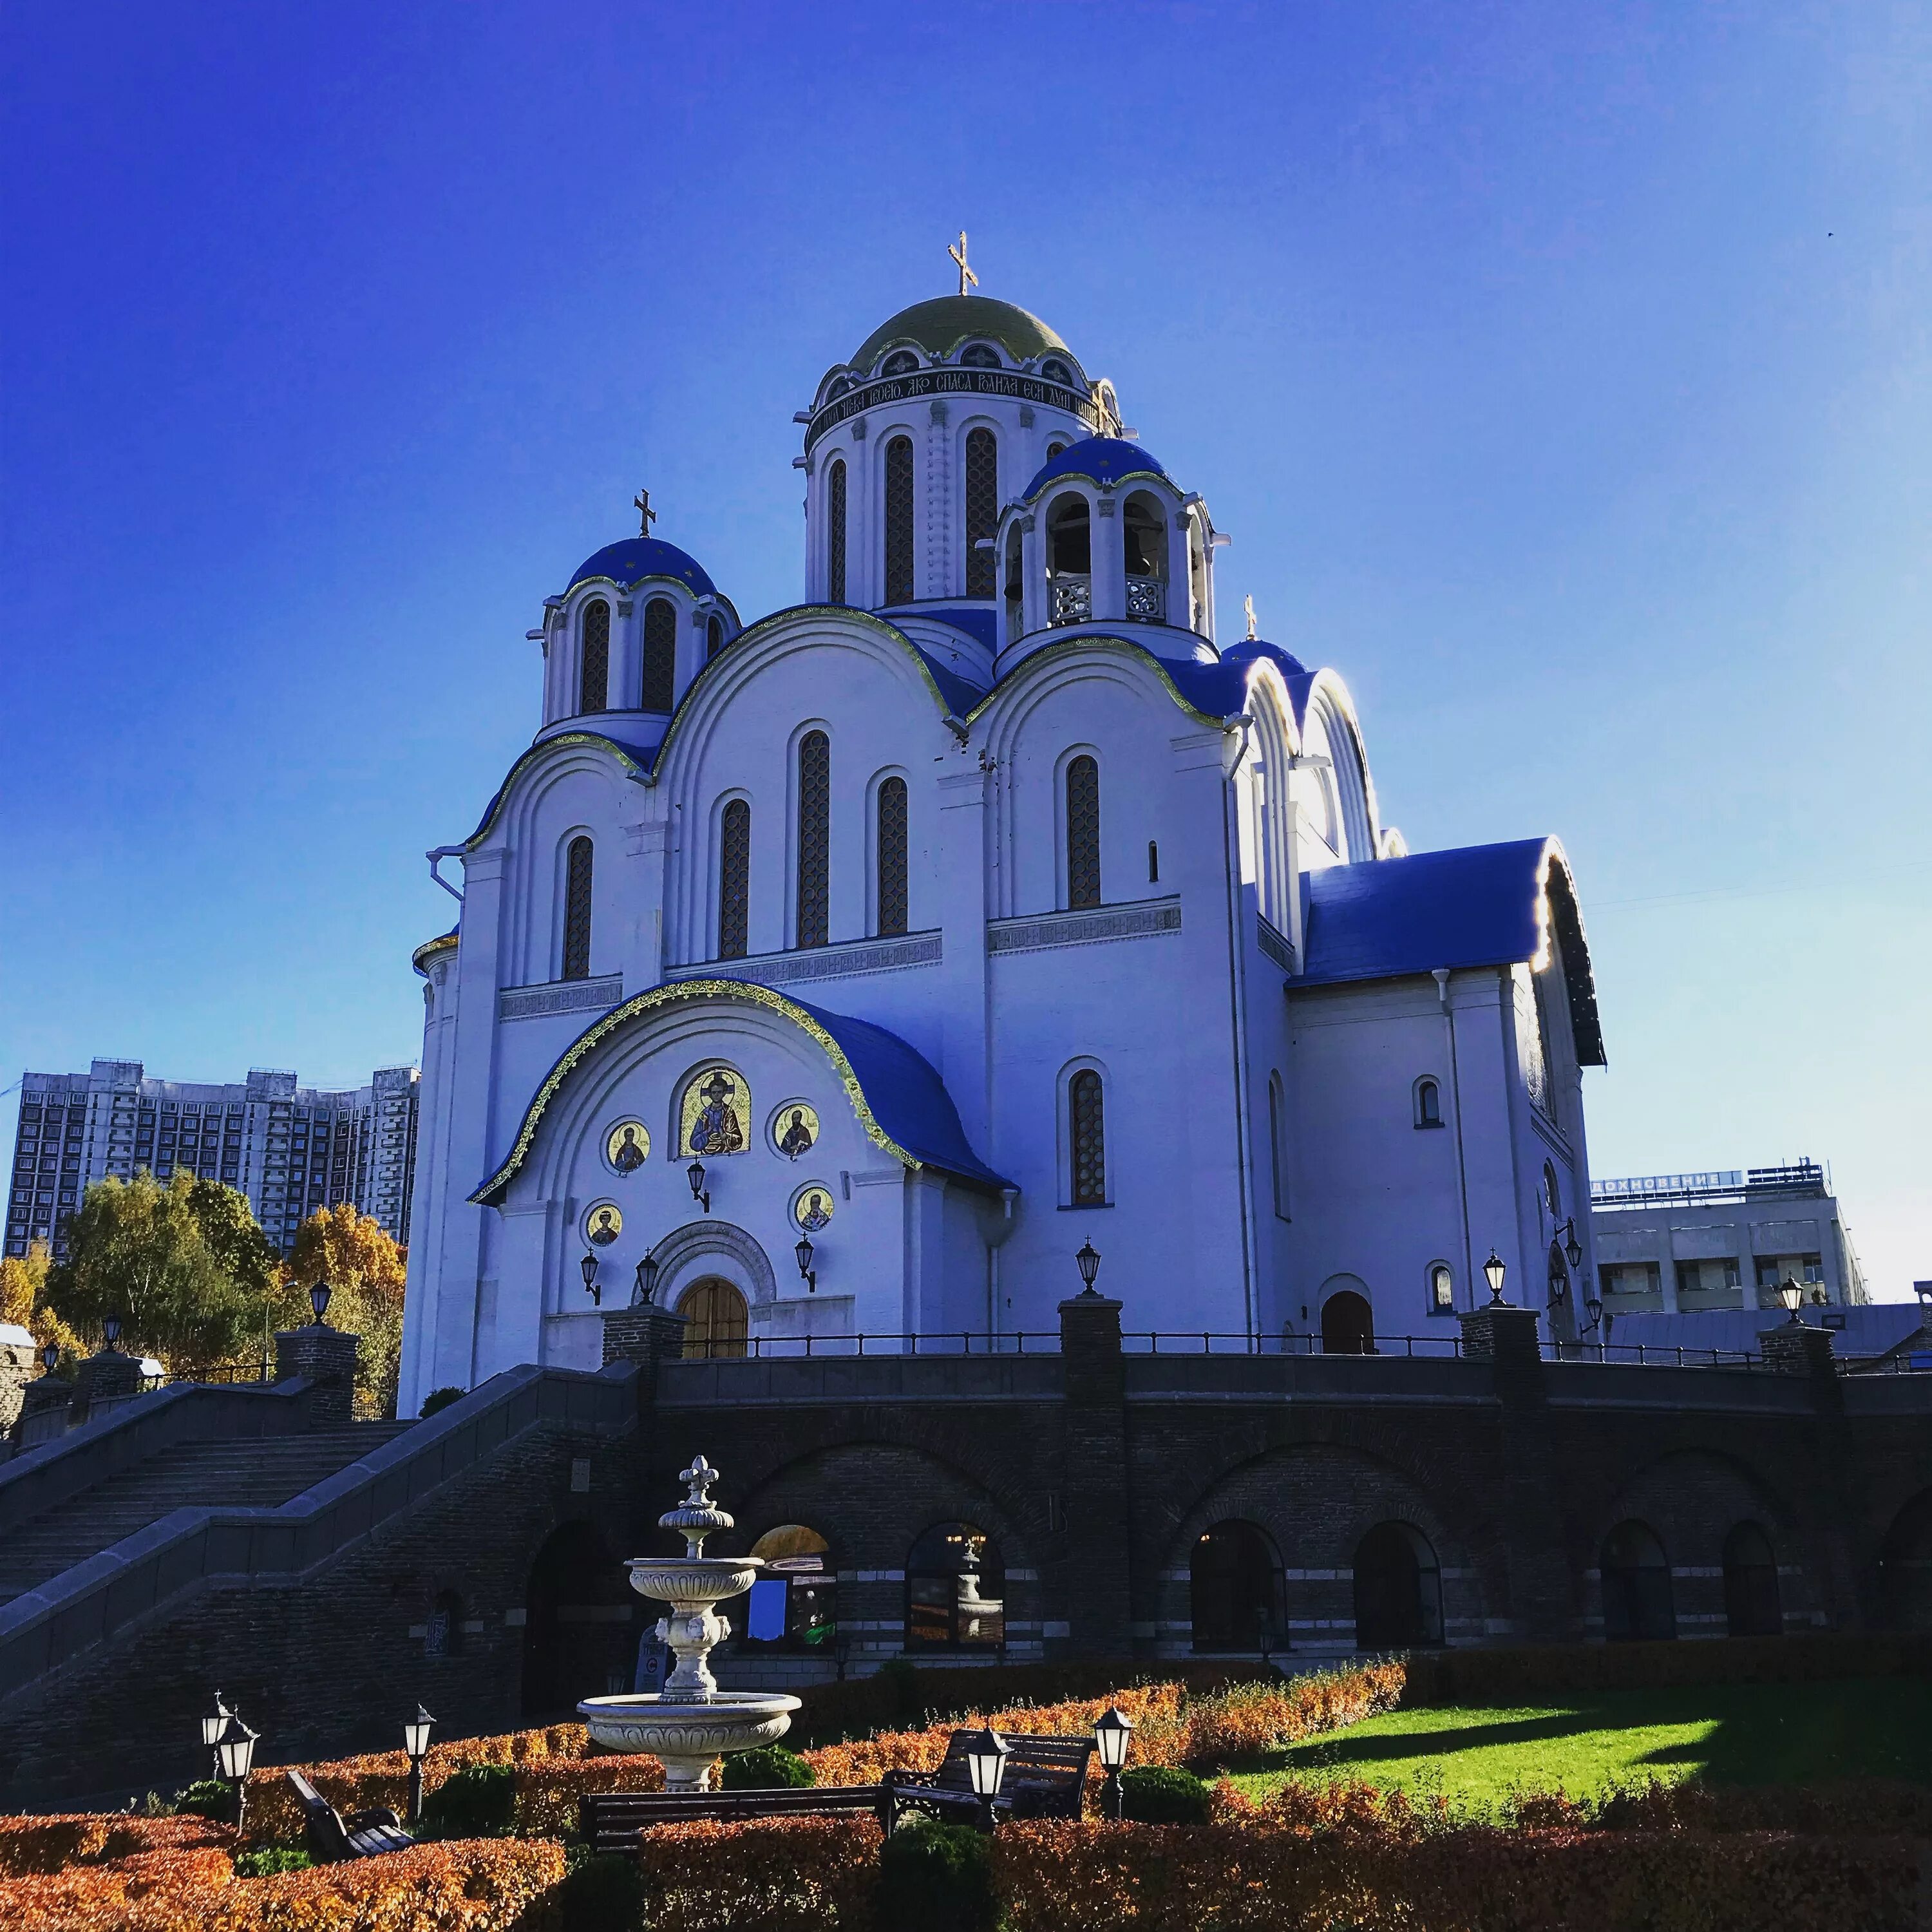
[{"xmin": 397, "ymin": 252, "xmax": 1605, "ymax": 1416}]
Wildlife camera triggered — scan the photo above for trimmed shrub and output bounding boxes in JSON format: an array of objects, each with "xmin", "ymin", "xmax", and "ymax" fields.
[
  {"xmin": 559, "ymin": 1846, "xmax": 645, "ymax": 1930},
  {"xmin": 232, "ymin": 1845, "xmax": 312, "ymax": 1876},
  {"xmin": 420, "ymin": 1385, "xmax": 466, "ymax": 1417},
  {"xmin": 419, "ymin": 1761, "xmax": 518, "ymax": 1839},
  {"xmin": 721, "ymin": 1745, "xmax": 816, "ymax": 1790},
  {"xmin": 175, "ymin": 1778, "xmax": 235, "ymax": 1822},
  {"xmin": 1119, "ymin": 1766, "xmax": 1213, "ymax": 1826},
  {"xmin": 875, "ymin": 1821, "xmax": 1001, "ymax": 1932},
  {"xmin": 633, "ymin": 1815, "xmax": 882, "ymax": 1930}
]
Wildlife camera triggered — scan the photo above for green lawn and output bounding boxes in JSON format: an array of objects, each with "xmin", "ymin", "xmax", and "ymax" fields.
[{"xmin": 1224, "ymin": 1677, "xmax": 1932, "ymax": 1808}]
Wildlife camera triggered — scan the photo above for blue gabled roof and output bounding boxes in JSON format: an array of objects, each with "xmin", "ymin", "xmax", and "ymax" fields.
[
  {"xmin": 569, "ymin": 537, "xmax": 717, "ymax": 599},
  {"xmin": 896, "ymin": 606, "xmax": 1000, "ymax": 658},
  {"xmin": 1023, "ymin": 437, "xmax": 1166, "ymax": 501},
  {"xmin": 1155, "ymin": 639, "xmax": 1311, "ymax": 723},
  {"xmin": 908, "ymin": 643, "xmax": 988, "ymax": 718},
  {"xmin": 1296, "ymin": 838, "xmax": 1605, "ymax": 1064}
]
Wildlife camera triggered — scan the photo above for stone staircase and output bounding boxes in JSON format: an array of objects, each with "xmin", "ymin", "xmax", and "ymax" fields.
[{"xmin": 0, "ymin": 1423, "xmax": 411, "ymax": 1609}]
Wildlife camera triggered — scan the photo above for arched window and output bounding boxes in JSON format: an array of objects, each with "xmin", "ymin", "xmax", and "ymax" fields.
[
  {"xmin": 718, "ymin": 800, "xmax": 750, "ymax": 960},
  {"xmin": 1123, "ymin": 491, "xmax": 1167, "ymax": 621},
  {"xmin": 1046, "ymin": 439, "xmax": 1067, "ymax": 459},
  {"xmin": 1069, "ymin": 1068, "xmax": 1105, "ymax": 1206},
  {"xmin": 884, "ymin": 435, "xmax": 914, "ymax": 605},
  {"xmin": 960, "ymin": 342, "xmax": 1000, "ymax": 368},
  {"xmin": 678, "ymin": 1277, "xmax": 748, "ymax": 1359},
  {"xmin": 826, "ymin": 458, "xmax": 847, "ymax": 605},
  {"xmin": 519, "ymin": 1522, "xmax": 628, "ymax": 1719},
  {"xmin": 561, "ymin": 837, "xmax": 593, "ymax": 981},
  {"xmin": 880, "ymin": 349, "xmax": 919, "ymax": 377},
  {"xmin": 876, "ymin": 775, "xmax": 908, "ymax": 936},
  {"xmin": 1601, "ymin": 1520, "xmax": 1674, "ymax": 1642},
  {"xmin": 641, "ymin": 598, "xmax": 677, "ymax": 712},
  {"xmin": 1416, "ymin": 1079, "xmax": 1443, "ymax": 1128},
  {"xmin": 1190, "ymin": 1520, "xmax": 1280, "ymax": 1653},
  {"xmin": 1353, "ymin": 1523, "xmax": 1443, "ymax": 1650},
  {"xmin": 1322, "ymin": 1289, "xmax": 1374, "ymax": 1355},
  {"xmin": 964, "ymin": 428, "xmax": 998, "ymax": 597},
  {"xmin": 706, "ymin": 614, "xmax": 724, "ymax": 660},
  {"xmin": 906, "ymin": 1522, "xmax": 1005, "ymax": 1648},
  {"xmin": 796, "ymin": 730, "xmax": 829, "ymax": 949},
  {"xmin": 746, "ymin": 1526, "xmax": 835, "ymax": 1650},
  {"xmin": 1544, "ymin": 1163, "xmax": 1562, "ymax": 1219},
  {"xmin": 1429, "ymin": 1262, "xmax": 1455, "ymax": 1313},
  {"xmin": 578, "ymin": 599, "xmax": 609, "ymax": 714},
  {"xmin": 1046, "ymin": 495, "xmax": 1091, "ymax": 625},
  {"xmin": 1003, "ymin": 524, "xmax": 1024, "ymax": 636},
  {"xmin": 1041, "ymin": 360, "xmax": 1074, "ymax": 387},
  {"xmin": 1065, "ymin": 753, "xmax": 1101, "ymax": 908},
  {"xmin": 1723, "ymin": 1522, "xmax": 1783, "ymax": 1637},
  {"xmin": 1267, "ymin": 1073, "xmax": 1289, "ymax": 1220}
]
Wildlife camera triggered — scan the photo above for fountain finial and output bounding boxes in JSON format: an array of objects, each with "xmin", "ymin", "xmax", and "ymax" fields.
[{"xmin": 659, "ymin": 1453, "xmax": 735, "ymax": 1557}]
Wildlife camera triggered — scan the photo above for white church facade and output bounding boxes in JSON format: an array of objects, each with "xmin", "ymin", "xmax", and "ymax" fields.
[{"xmin": 398, "ymin": 278, "xmax": 1607, "ymax": 1416}]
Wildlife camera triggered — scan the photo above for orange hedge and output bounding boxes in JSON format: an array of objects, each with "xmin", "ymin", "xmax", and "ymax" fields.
[
  {"xmin": 634, "ymin": 1815, "xmax": 880, "ymax": 1931},
  {"xmin": 0, "ymin": 1811, "xmax": 230, "ymax": 1877}
]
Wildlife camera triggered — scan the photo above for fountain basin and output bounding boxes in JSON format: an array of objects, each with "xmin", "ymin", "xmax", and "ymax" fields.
[
  {"xmin": 578, "ymin": 1691, "xmax": 802, "ymax": 1790},
  {"xmin": 627, "ymin": 1556, "xmax": 765, "ymax": 1606}
]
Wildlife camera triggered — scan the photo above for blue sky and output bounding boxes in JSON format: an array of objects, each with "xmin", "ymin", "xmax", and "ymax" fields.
[{"xmin": 2, "ymin": 2, "xmax": 1926, "ymax": 1295}]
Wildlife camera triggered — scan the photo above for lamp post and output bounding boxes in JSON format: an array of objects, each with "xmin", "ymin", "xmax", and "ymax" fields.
[
  {"xmin": 200, "ymin": 1691, "xmax": 232, "ymax": 1780},
  {"xmin": 308, "ymin": 1280, "xmax": 332, "ymax": 1327},
  {"xmin": 1552, "ymin": 1219, "xmax": 1584, "ymax": 1271},
  {"xmin": 1482, "ymin": 1251, "xmax": 1507, "ymax": 1303},
  {"xmin": 101, "ymin": 1313, "xmax": 122, "ymax": 1351},
  {"xmin": 580, "ymin": 1252, "xmax": 601, "ymax": 1307},
  {"xmin": 1916, "ymin": 1281, "xmax": 1932, "ymax": 1327},
  {"xmin": 795, "ymin": 1234, "xmax": 817, "ymax": 1294},
  {"xmin": 402, "ymin": 1705, "xmax": 436, "ymax": 1823},
  {"xmin": 634, "ymin": 1252, "xmax": 660, "ymax": 1307},
  {"xmin": 961, "ymin": 1725, "xmax": 1010, "ymax": 1832},
  {"xmin": 41, "ymin": 1341, "xmax": 61, "ymax": 1376},
  {"xmin": 215, "ymin": 1712, "xmax": 260, "ymax": 1834},
  {"xmin": 1075, "ymin": 1239, "xmax": 1102, "ymax": 1295},
  {"xmin": 687, "ymin": 1161, "xmax": 710, "ymax": 1215},
  {"xmin": 1093, "ymin": 1707, "xmax": 1133, "ymax": 1822},
  {"xmin": 1778, "ymin": 1277, "xmax": 1804, "ymax": 1324}
]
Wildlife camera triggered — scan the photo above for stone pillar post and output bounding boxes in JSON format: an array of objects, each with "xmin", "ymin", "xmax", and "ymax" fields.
[
  {"xmin": 600, "ymin": 1303, "xmax": 688, "ymax": 1378},
  {"xmin": 1054, "ymin": 1293, "xmax": 1134, "ymax": 1658},
  {"xmin": 13, "ymin": 1370, "xmax": 73, "ymax": 1446},
  {"xmin": 0, "ymin": 1335, "xmax": 34, "ymax": 1438},
  {"xmin": 1757, "ymin": 1320, "xmax": 1837, "ymax": 1385},
  {"xmin": 275, "ymin": 1324, "xmax": 361, "ymax": 1423},
  {"xmin": 74, "ymin": 1346, "xmax": 147, "ymax": 1422}
]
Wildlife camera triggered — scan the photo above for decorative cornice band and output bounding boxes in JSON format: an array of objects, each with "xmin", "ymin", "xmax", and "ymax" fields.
[
  {"xmin": 498, "ymin": 974, "xmax": 625, "ymax": 1023},
  {"xmin": 666, "ymin": 932, "xmax": 940, "ymax": 989},
  {"xmin": 1256, "ymin": 917, "xmax": 1296, "ymax": 974},
  {"xmin": 988, "ymin": 897, "xmax": 1181, "ymax": 956},
  {"xmin": 808, "ymin": 368, "xmax": 1096, "ymax": 450}
]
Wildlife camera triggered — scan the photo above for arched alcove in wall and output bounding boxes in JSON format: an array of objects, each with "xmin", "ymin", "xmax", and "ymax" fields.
[
  {"xmin": 520, "ymin": 1520, "xmax": 633, "ymax": 1719},
  {"xmin": 1319, "ymin": 1276, "xmax": 1374, "ymax": 1354}
]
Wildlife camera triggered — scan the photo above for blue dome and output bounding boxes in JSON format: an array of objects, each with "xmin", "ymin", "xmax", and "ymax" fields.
[
  {"xmin": 568, "ymin": 536, "xmax": 717, "ymax": 598},
  {"xmin": 1023, "ymin": 437, "xmax": 1166, "ymax": 501}
]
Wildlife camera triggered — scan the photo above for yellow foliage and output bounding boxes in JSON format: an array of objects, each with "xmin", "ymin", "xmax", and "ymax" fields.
[
  {"xmin": 290, "ymin": 1204, "xmax": 408, "ymax": 1419},
  {"xmin": 0, "ymin": 1240, "xmax": 82, "ymax": 1361}
]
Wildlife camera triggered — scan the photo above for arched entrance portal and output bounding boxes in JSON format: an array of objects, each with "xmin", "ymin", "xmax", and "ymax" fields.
[
  {"xmin": 1353, "ymin": 1522, "xmax": 1444, "ymax": 1651},
  {"xmin": 679, "ymin": 1277, "xmax": 748, "ymax": 1358},
  {"xmin": 1322, "ymin": 1291, "xmax": 1374, "ymax": 1355},
  {"xmin": 1601, "ymin": 1520, "xmax": 1674, "ymax": 1642},
  {"xmin": 520, "ymin": 1520, "xmax": 635, "ymax": 1720},
  {"xmin": 1722, "ymin": 1522, "xmax": 1783, "ymax": 1637},
  {"xmin": 1191, "ymin": 1520, "xmax": 1282, "ymax": 1653}
]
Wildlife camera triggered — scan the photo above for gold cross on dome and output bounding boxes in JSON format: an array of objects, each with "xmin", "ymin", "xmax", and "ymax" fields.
[
  {"xmin": 1244, "ymin": 594, "xmax": 1258, "ymax": 641},
  {"xmin": 634, "ymin": 489, "xmax": 658, "ymax": 536},
  {"xmin": 949, "ymin": 231, "xmax": 978, "ymax": 297}
]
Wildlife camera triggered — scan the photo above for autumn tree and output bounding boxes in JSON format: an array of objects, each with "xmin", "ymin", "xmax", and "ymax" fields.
[
  {"xmin": 0, "ymin": 1239, "xmax": 83, "ymax": 1367},
  {"xmin": 290, "ymin": 1203, "xmax": 407, "ymax": 1419}
]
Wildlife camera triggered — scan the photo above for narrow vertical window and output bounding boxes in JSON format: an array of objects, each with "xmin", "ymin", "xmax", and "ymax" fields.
[
  {"xmin": 826, "ymin": 459, "xmax": 848, "ymax": 605},
  {"xmin": 796, "ymin": 732, "xmax": 829, "ymax": 948},
  {"xmin": 642, "ymin": 598, "xmax": 677, "ymax": 711},
  {"xmin": 884, "ymin": 436, "xmax": 914, "ymax": 606},
  {"xmin": 964, "ymin": 428, "xmax": 998, "ymax": 597},
  {"xmin": 1269, "ymin": 1074, "xmax": 1289, "ymax": 1219},
  {"xmin": 1148, "ymin": 840, "xmax": 1159, "ymax": 884},
  {"xmin": 1070, "ymin": 1070, "xmax": 1106, "ymax": 1206},
  {"xmin": 578, "ymin": 600, "xmax": 609, "ymax": 714},
  {"xmin": 1066, "ymin": 754, "xmax": 1101, "ymax": 909},
  {"xmin": 718, "ymin": 800, "xmax": 750, "ymax": 960},
  {"xmin": 876, "ymin": 775, "xmax": 908, "ymax": 936},
  {"xmin": 707, "ymin": 614, "xmax": 724, "ymax": 660},
  {"xmin": 561, "ymin": 837, "xmax": 593, "ymax": 980}
]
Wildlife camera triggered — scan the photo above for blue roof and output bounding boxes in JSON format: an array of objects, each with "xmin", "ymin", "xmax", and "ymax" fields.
[
  {"xmin": 1296, "ymin": 838, "xmax": 1605, "ymax": 1064},
  {"xmin": 1157, "ymin": 639, "xmax": 1311, "ymax": 723},
  {"xmin": 569, "ymin": 536, "xmax": 717, "ymax": 599},
  {"xmin": 1023, "ymin": 437, "xmax": 1167, "ymax": 501},
  {"xmin": 908, "ymin": 643, "xmax": 987, "ymax": 720},
  {"xmin": 896, "ymin": 606, "xmax": 1001, "ymax": 658}
]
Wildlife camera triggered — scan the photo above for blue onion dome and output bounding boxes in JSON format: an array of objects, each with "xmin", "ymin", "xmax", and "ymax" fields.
[
  {"xmin": 568, "ymin": 536, "xmax": 717, "ymax": 599},
  {"xmin": 850, "ymin": 295, "xmax": 1068, "ymax": 373},
  {"xmin": 1023, "ymin": 436, "xmax": 1166, "ymax": 501}
]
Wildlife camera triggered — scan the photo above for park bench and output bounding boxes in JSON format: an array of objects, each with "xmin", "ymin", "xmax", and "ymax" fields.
[
  {"xmin": 284, "ymin": 1766, "xmax": 416, "ymax": 1861},
  {"xmin": 579, "ymin": 1783, "xmax": 891, "ymax": 1853},
  {"xmin": 882, "ymin": 1730, "xmax": 1094, "ymax": 1830}
]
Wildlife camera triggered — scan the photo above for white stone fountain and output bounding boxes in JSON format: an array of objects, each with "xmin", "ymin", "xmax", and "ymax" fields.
[{"xmin": 577, "ymin": 1455, "xmax": 801, "ymax": 1791}]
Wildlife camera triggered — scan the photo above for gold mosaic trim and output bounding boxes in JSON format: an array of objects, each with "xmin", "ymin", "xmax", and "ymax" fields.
[
  {"xmin": 965, "ymin": 634, "xmax": 1222, "ymax": 730},
  {"xmin": 471, "ymin": 977, "xmax": 919, "ymax": 1206},
  {"xmin": 412, "ymin": 931, "xmax": 460, "ymax": 974},
  {"xmin": 465, "ymin": 733, "xmax": 652, "ymax": 852}
]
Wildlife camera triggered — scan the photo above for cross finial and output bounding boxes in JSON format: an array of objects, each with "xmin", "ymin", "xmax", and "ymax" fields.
[
  {"xmin": 1244, "ymin": 594, "xmax": 1258, "ymax": 641},
  {"xmin": 949, "ymin": 231, "xmax": 978, "ymax": 297},
  {"xmin": 633, "ymin": 489, "xmax": 658, "ymax": 536}
]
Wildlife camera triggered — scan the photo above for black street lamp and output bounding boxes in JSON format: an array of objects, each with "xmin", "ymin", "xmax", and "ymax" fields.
[
  {"xmin": 795, "ymin": 1234, "xmax": 817, "ymax": 1294},
  {"xmin": 1075, "ymin": 1240, "xmax": 1102, "ymax": 1295},
  {"xmin": 1552, "ymin": 1218, "xmax": 1585, "ymax": 1270},
  {"xmin": 402, "ymin": 1705, "xmax": 436, "ymax": 1823},
  {"xmin": 1093, "ymin": 1707, "xmax": 1133, "ymax": 1822},
  {"xmin": 1482, "ymin": 1251, "xmax": 1507, "ymax": 1303},
  {"xmin": 309, "ymin": 1280, "xmax": 332, "ymax": 1327},
  {"xmin": 1778, "ymin": 1277, "xmax": 1805, "ymax": 1324},
  {"xmin": 962, "ymin": 1726, "xmax": 1010, "ymax": 1832},
  {"xmin": 634, "ymin": 1252, "xmax": 660, "ymax": 1307},
  {"xmin": 687, "ymin": 1162, "xmax": 710, "ymax": 1215},
  {"xmin": 580, "ymin": 1253, "xmax": 601, "ymax": 1307},
  {"xmin": 101, "ymin": 1313, "xmax": 122, "ymax": 1351},
  {"xmin": 200, "ymin": 1691, "xmax": 232, "ymax": 1780},
  {"xmin": 215, "ymin": 1712, "xmax": 260, "ymax": 1833},
  {"xmin": 41, "ymin": 1341, "xmax": 61, "ymax": 1376}
]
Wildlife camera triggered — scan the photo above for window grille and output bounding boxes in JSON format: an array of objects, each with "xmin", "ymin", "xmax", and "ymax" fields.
[
  {"xmin": 642, "ymin": 598, "xmax": 677, "ymax": 711},
  {"xmin": 578, "ymin": 600, "xmax": 609, "ymax": 714},
  {"xmin": 964, "ymin": 428, "xmax": 998, "ymax": 597},
  {"xmin": 826, "ymin": 459, "xmax": 847, "ymax": 605},
  {"xmin": 561, "ymin": 837, "xmax": 593, "ymax": 980},
  {"xmin": 1065, "ymin": 755, "xmax": 1101, "ymax": 909},
  {"xmin": 884, "ymin": 436, "xmax": 914, "ymax": 605},
  {"xmin": 718, "ymin": 800, "xmax": 750, "ymax": 959},
  {"xmin": 707, "ymin": 614, "xmax": 724, "ymax": 659},
  {"xmin": 876, "ymin": 775, "xmax": 908, "ymax": 936},
  {"xmin": 796, "ymin": 731, "xmax": 830, "ymax": 948},
  {"xmin": 1070, "ymin": 1070, "xmax": 1106, "ymax": 1205}
]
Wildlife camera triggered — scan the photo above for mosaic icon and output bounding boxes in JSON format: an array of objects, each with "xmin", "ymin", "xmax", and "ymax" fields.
[
  {"xmin": 605, "ymin": 1120, "xmax": 650, "ymax": 1173},
  {"xmin": 682, "ymin": 1066, "xmax": 748, "ymax": 1157},
  {"xmin": 586, "ymin": 1202, "xmax": 623, "ymax": 1245},
  {"xmin": 791, "ymin": 1184, "xmax": 834, "ymax": 1233},
  {"xmin": 772, "ymin": 1101, "xmax": 820, "ymax": 1160}
]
